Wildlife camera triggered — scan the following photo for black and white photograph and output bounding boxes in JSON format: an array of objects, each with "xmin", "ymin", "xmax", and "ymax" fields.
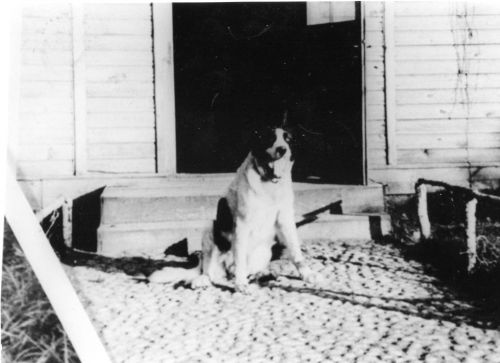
[{"xmin": 2, "ymin": 1, "xmax": 500, "ymax": 362}]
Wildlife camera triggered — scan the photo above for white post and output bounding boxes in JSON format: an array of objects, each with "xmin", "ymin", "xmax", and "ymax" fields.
[
  {"xmin": 5, "ymin": 169, "xmax": 112, "ymax": 363},
  {"xmin": 62, "ymin": 199, "xmax": 73, "ymax": 248},
  {"xmin": 153, "ymin": 3, "xmax": 177, "ymax": 174},
  {"xmin": 384, "ymin": 1, "xmax": 397, "ymax": 165},
  {"xmin": 417, "ymin": 183, "xmax": 431, "ymax": 240},
  {"xmin": 465, "ymin": 198, "xmax": 478, "ymax": 272}
]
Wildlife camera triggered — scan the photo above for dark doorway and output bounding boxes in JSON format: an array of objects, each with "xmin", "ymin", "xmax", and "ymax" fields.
[{"xmin": 173, "ymin": 2, "xmax": 363, "ymax": 184}]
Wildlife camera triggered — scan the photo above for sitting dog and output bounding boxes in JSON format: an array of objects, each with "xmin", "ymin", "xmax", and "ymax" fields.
[{"xmin": 149, "ymin": 121, "xmax": 322, "ymax": 292}]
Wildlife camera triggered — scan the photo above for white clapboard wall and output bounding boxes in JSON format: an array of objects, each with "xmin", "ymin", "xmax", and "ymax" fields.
[
  {"xmin": 17, "ymin": 3, "xmax": 156, "ymax": 177},
  {"xmin": 365, "ymin": 1, "xmax": 500, "ymax": 193},
  {"xmin": 18, "ymin": 4, "xmax": 75, "ymax": 178},
  {"xmin": 84, "ymin": 4, "xmax": 156, "ymax": 174}
]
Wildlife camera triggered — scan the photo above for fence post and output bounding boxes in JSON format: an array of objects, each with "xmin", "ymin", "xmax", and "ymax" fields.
[
  {"xmin": 416, "ymin": 183, "xmax": 431, "ymax": 240},
  {"xmin": 62, "ymin": 199, "xmax": 73, "ymax": 248},
  {"xmin": 465, "ymin": 197, "xmax": 478, "ymax": 272}
]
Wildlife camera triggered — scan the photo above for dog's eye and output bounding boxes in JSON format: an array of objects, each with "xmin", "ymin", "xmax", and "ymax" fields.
[{"xmin": 283, "ymin": 132, "xmax": 292, "ymax": 143}]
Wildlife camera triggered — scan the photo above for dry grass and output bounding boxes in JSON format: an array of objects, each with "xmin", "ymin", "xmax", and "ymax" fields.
[
  {"xmin": 387, "ymin": 191, "xmax": 500, "ymax": 302},
  {"xmin": 2, "ymin": 222, "xmax": 80, "ymax": 363}
]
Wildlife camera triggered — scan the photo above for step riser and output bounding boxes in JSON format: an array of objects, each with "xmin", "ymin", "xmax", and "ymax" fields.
[
  {"xmin": 97, "ymin": 217, "xmax": 391, "ymax": 257},
  {"xmin": 101, "ymin": 188, "xmax": 385, "ymax": 225}
]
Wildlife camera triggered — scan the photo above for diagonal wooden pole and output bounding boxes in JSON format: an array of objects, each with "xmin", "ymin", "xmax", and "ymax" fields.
[{"xmin": 5, "ymin": 169, "xmax": 113, "ymax": 363}]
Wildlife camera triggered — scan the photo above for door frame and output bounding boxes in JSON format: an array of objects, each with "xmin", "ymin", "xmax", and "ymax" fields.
[
  {"xmin": 152, "ymin": 3, "xmax": 177, "ymax": 175},
  {"xmin": 152, "ymin": 3, "xmax": 368, "ymax": 184}
]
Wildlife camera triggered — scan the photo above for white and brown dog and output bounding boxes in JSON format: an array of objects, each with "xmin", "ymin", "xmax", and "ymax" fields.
[{"xmin": 149, "ymin": 123, "xmax": 322, "ymax": 292}]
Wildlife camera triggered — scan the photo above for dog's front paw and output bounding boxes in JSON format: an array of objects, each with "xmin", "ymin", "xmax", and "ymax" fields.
[
  {"xmin": 234, "ymin": 276, "xmax": 252, "ymax": 294},
  {"xmin": 191, "ymin": 275, "xmax": 211, "ymax": 289},
  {"xmin": 300, "ymin": 266, "xmax": 325, "ymax": 286}
]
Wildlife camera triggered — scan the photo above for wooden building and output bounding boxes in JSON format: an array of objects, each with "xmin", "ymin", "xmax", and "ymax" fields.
[{"xmin": 10, "ymin": 1, "xmax": 500, "ymax": 212}]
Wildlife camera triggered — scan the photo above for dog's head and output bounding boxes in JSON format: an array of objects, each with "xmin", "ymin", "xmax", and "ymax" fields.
[{"xmin": 250, "ymin": 125, "xmax": 295, "ymax": 183}]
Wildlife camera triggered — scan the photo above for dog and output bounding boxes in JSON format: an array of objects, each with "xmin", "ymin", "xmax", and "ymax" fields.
[{"xmin": 149, "ymin": 121, "xmax": 323, "ymax": 292}]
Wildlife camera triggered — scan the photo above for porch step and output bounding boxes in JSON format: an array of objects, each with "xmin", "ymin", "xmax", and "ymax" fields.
[
  {"xmin": 100, "ymin": 182, "xmax": 385, "ymax": 225},
  {"xmin": 97, "ymin": 213, "xmax": 391, "ymax": 257}
]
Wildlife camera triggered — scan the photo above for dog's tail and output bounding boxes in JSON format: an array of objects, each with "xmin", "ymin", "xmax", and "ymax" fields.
[{"xmin": 147, "ymin": 251, "xmax": 202, "ymax": 284}]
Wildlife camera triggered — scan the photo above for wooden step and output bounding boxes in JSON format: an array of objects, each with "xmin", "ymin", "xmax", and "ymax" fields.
[
  {"xmin": 97, "ymin": 213, "xmax": 391, "ymax": 257},
  {"xmin": 100, "ymin": 183, "xmax": 385, "ymax": 225}
]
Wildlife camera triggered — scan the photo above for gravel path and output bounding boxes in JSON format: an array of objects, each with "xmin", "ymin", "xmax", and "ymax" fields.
[{"xmin": 66, "ymin": 239, "xmax": 500, "ymax": 363}]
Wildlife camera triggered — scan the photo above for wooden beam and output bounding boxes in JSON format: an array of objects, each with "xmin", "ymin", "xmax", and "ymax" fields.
[
  {"xmin": 152, "ymin": 3, "xmax": 177, "ymax": 174},
  {"xmin": 416, "ymin": 183, "xmax": 431, "ymax": 240},
  {"xmin": 383, "ymin": 1, "xmax": 397, "ymax": 165},
  {"xmin": 72, "ymin": 3, "xmax": 88, "ymax": 175},
  {"xmin": 465, "ymin": 198, "xmax": 478, "ymax": 272},
  {"xmin": 5, "ymin": 169, "xmax": 112, "ymax": 363}
]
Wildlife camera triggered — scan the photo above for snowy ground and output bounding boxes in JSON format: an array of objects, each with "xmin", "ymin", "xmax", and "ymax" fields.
[{"xmin": 66, "ymin": 239, "xmax": 500, "ymax": 363}]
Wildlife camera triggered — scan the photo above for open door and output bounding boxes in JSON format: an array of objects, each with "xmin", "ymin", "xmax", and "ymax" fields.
[{"xmin": 173, "ymin": 2, "xmax": 363, "ymax": 184}]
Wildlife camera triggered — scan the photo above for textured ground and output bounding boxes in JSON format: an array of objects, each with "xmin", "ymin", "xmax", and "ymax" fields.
[{"xmin": 66, "ymin": 239, "xmax": 500, "ymax": 363}]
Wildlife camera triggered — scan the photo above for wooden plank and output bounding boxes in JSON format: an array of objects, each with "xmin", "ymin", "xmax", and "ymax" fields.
[
  {"xmin": 87, "ymin": 159, "xmax": 156, "ymax": 173},
  {"xmin": 86, "ymin": 65, "xmax": 153, "ymax": 82},
  {"xmin": 5, "ymin": 171, "xmax": 114, "ymax": 363},
  {"xmin": 369, "ymin": 165, "xmax": 500, "ymax": 194},
  {"xmin": 19, "ymin": 112, "xmax": 74, "ymax": 125},
  {"xmin": 86, "ymin": 81, "xmax": 153, "ymax": 98},
  {"xmin": 19, "ymin": 126, "xmax": 74, "ymax": 145},
  {"xmin": 22, "ymin": 34, "xmax": 72, "ymax": 50},
  {"xmin": 364, "ymin": 31, "xmax": 384, "ymax": 46},
  {"xmin": 397, "ymin": 133, "xmax": 500, "ymax": 150},
  {"xmin": 73, "ymin": 3, "xmax": 87, "ymax": 175},
  {"xmin": 366, "ymin": 119, "xmax": 385, "ymax": 135},
  {"xmin": 17, "ymin": 160, "xmax": 75, "ymax": 178},
  {"xmin": 22, "ymin": 50, "xmax": 73, "ymax": 65},
  {"xmin": 394, "ymin": 15, "xmax": 500, "ymax": 31},
  {"xmin": 365, "ymin": 46, "xmax": 384, "ymax": 61},
  {"xmin": 395, "ymin": 2, "xmax": 500, "ymax": 16},
  {"xmin": 367, "ymin": 149, "xmax": 387, "ymax": 166},
  {"xmin": 20, "ymin": 97, "xmax": 74, "ymax": 113},
  {"xmin": 396, "ymin": 29, "xmax": 500, "ymax": 46},
  {"xmin": 366, "ymin": 132, "xmax": 386, "ymax": 150},
  {"xmin": 85, "ymin": 34, "xmax": 152, "ymax": 51},
  {"xmin": 86, "ymin": 112, "xmax": 155, "ymax": 128},
  {"xmin": 366, "ymin": 103, "xmax": 385, "ymax": 121},
  {"xmin": 396, "ymin": 45, "xmax": 500, "ymax": 61},
  {"xmin": 87, "ymin": 98, "xmax": 154, "ymax": 113},
  {"xmin": 399, "ymin": 148, "xmax": 500, "ymax": 165},
  {"xmin": 398, "ymin": 119, "xmax": 500, "ymax": 134},
  {"xmin": 396, "ymin": 103, "xmax": 500, "ymax": 120},
  {"xmin": 384, "ymin": 1, "xmax": 396, "ymax": 165},
  {"xmin": 17, "ymin": 144, "xmax": 74, "ymax": 161},
  {"xmin": 365, "ymin": 16, "xmax": 384, "ymax": 31},
  {"xmin": 22, "ymin": 17, "xmax": 72, "ymax": 34},
  {"xmin": 396, "ymin": 60, "xmax": 500, "ymax": 75},
  {"xmin": 365, "ymin": 90, "xmax": 384, "ymax": 105},
  {"xmin": 397, "ymin": 89, "xmax": 500, "ymax": 105},
  {"xmin": 20, "ymin": 80, "xmax": 73, "ymax": 98},
  {"xmin": 365, "ymin": 60, "xmax": 384, "ymax": 74},
  {"xmin": 84, "ymin": 4, "xmax": 152, "ymax": 20},
  {"xmin": 21, "ymin": 65, "xmax": 73, "ymax": 81},
  {"xmin": 22, "ymin": 4, "xmax": 72, "ymax": 18},
  {"xmin": 365, "ymin": 75, "xmax": 384, "ymax": 91},
  {"xmin": 85, "ymin": 51, "xmax": 152, "ymax": 66},
  {"xmin": 88, "ymin": 143, "xmax": 155, "ymax": 160},
  {"xmin": 364, "ymin": 1, "xmax": 384, "ymax": 18},
  {"xmin": 87, "ymin": 127, "xmax": 155, "ymax": 144},
  {"xmin": 396, "ymin": 74, "xmax": 500, "ymax": 90},
  {"xmin": 85, "ymin": 18, "xmax": 152, "ymax": 35},
  {"xmin": 153, "ymin": 3, "xmax": 176, "ymax": 174}
]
